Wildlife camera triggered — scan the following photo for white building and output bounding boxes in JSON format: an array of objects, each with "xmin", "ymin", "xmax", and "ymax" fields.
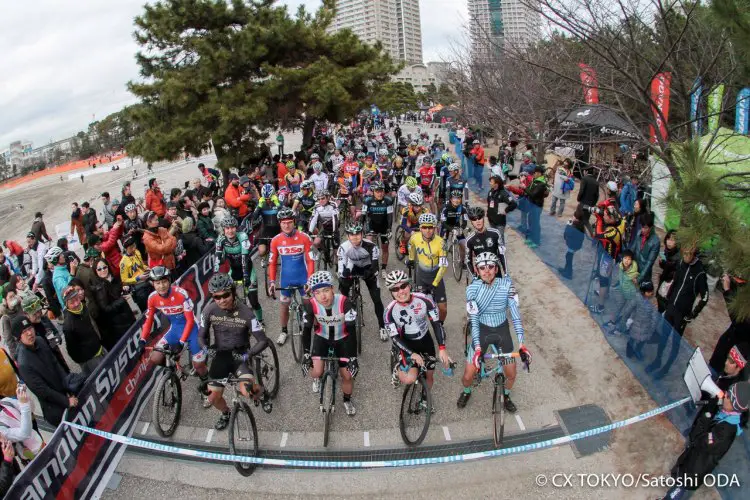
[
  {"xmin": 393, "ymin": 63, "xmax": 437, "ymax": 93},
  {"xmin": 329, "ymin": 0, "xmax": 423, "ymax": 64},
  {"xmin": 468, "ymin": 0, "xmax": 541, "ymax": 60}
]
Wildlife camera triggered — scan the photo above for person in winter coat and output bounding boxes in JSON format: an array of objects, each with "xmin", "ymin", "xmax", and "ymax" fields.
[
  {"xmin": 665, "ymin": 381, "xmax": 749, "ymax": 500},
  {"xmin": 22, "ymin": 293, "xmax": 69, "ymax": 373},
  {"xmin": 630, "ymin": 212, "xmax": 660, "ymax": 284},
  {"xmin": 548, "ymin": 158, "xmax": 574, "ymax": 217},
  {"xmin": 711, "ymin": 343, "xmax": 749, "ymax": 393},
  {"xmin": 0, "ymin": 291, "xmax": 24, "ymax": 357},
  {"xmin": 101, "ymin": 192, "xmax": 116, "ymax": 227},
  {"xmin": 90, "ymin": 258, "xmax": 134, "ymax": 350},
  {"xmin": 709, "ymin": 274, "xmax": 750, "ymax": 375},
  {"xmin": 558, "ymin": 212, "xmax": 586, "ymax": 279},
  {"xmin": 486, "ymin": 175, "xmax": 517, "ymax": 245},
  {"xmin": 2, "ymin": 241, "xmax": 24, "ymax": 275},
  {"xmin": 119, "ymin": 237, "xmax": 152, "ymax": 313},
  {"xmin": 613, "ymin": 281, "xmax": 661, "ymax": 360},
  {"xmin": 618, "ymin": 176, "xmax": 638, "ymax": 216},
  {"xmin": 90, "ymin": 221, "xmax": 124, "ymax": 277},
  {"xmin": 145, "ymin": 178, "xmax": 166, "ymax": 218},
  {"xmin": 29, "ymin": 212, "xmax": 51, "ymax": 243},
  {"xmin": 576, "ymin": 167, "xmax": 599, "ymax": 237},
  {"xmin": 180, "ymin": 218, "xmax": 209, "ymax": 268},
  {"xmin": 625, "ymin": 198, "xmax": 648, "ymax": 248},
  {"xmin": 524, "ymin": 166, "xmax": 549, "ymax": 248},
  {"xmin": 0, "ymin": 434, "xmax": 17, "ymax": 496},
  {"xmin": 196, "ymin": 202, "xmax": 217, "ymax": 244},
  {"xmin": 142, "ymin": 211, "xmax": 178, "ymax": 270},
  {"xmin": 211, "ymin": 199, "xmax": 229, "ymax": 234},
  {"xmin": 224, "ymin": 174, "xmax": 251, "ymax": 220},
  {"xmin": 61, "ymin": 286, "xmax": 105, "ymax": 374},
  {"xmin": 469, "ymin": 139, "xmax": 486, "ymax": 189},
  {"xmin": 70, "ymin": 202, "xmax": 87, "ymax": 248},
  {"xmin": 656, "ymin": 230, "xmax": 680, "ymax": 313},
  {"xmin": 647, "ymin": 245, "xmax": 709, "ymax": 378},
  {"xmin": 116, "ymin": 182, "xmax": 137, "ymax": 220},
  {"xmin": 80, "ymin": 202, "xmax": 98, "ymax": 240}
]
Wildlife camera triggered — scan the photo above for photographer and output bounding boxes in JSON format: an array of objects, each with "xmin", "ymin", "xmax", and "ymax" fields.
[
  {"xmin": 709, "ymin": 273, "xmax": 749, "ymax": 375},
  {"xmin": 586, "ymin": 204, "xmax": 626, "ymax": 315}
]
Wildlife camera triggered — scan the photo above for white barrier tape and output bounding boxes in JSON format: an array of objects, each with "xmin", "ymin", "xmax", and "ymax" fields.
[{"xmin": 63, "ymin": 396, "xmax": 690, "ymax": 468}]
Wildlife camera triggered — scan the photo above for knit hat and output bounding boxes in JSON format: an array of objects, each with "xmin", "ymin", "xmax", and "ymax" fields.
[
  {"xmin": 729, "ymin": 344, "xmax": 749, "ymax": 370},
  {"xmin": 88, "ymin": 234, "xmax": 101, "ymax": 246},
  {"xmin": 62, "ymin": 286, "xmax": 80, "ymax": 303},
  {"xmin": 11, "ymin": 315, "xmax": 33, "ymax": 339},
  {"xmin": 197, "ymin": 201, "xmax": 210, "ymax": 212},
  {"xmin": 182, "ymin": 218, "xmax": 194, "ymax": 233},
  {"xmin": 148, "ymin": 178, "xmax": 157, "ymax": 188},
  {"xmin": 727, "ymin": 382, "xmax": 750, "ymax": 413},
  {"xmin": 123, "ymin": 236, "xmax": 136, "ymax": 248},
  {"xmin": 21, "ymin": 292, "xmax": 43, "ymax": 314},
  {"xmin": 85, "ymin": 247, "xmax": 101, "ymax": 260}
]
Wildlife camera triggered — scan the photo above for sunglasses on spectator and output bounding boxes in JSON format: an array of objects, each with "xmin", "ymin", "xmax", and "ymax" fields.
[
  {"xmin": 389, "ymin": 282, "xmax": 410, "ymax": 292},
  {"xmin": 212, "ymin": 292, "xmax": 232, "ymax": 300},
  {"xmin": 96, "ymin": 266, "xmax": 109, "ymax": 271},
  {"xmin": 477, "ymin": 264, "xmax": 497, "ymax": 271}
]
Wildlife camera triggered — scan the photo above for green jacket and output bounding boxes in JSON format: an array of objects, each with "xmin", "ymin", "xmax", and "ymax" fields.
[{"xmin": 197, "ymin": 214, "xmax": 218, "ymax": 241}]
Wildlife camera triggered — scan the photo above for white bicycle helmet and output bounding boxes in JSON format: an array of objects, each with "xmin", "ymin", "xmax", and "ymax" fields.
[
  {"xmin": 408, "ymin": 192, "xmax": 424, "ymax": 206},
  {"xmin": 418, "ymin": 213, "xmax": 437, "ymax": 227},
  {"xmin": 385, "ymin": 269, "xmax": 410, "ymax": 289},
  {"xmin": 312, "ymin": 161, "xmax": 323, "ymax": 173},
  {"xmin": 44, "ymin": 246, "xmax": 63, "ymax": 264},
  {"xmin": 308, "ymin": 271, "xmax": 333, "ymax": 290},
  {"xmin": 475, "ymin": 252, "xmax": 499, "ymax": 267}
]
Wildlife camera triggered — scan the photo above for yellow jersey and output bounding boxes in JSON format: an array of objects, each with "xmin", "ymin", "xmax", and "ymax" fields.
[{"xmin": 407, "ymin": 232, "xmax": 447, "ymax": 286}]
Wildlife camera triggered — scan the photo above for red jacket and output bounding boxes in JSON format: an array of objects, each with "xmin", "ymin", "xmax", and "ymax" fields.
[
  {"xmin": 145, "ymin": 188, "xmax": 166, "ymax": 217},
  {"xmin": 4, "ymin": 240, "xmax": 24, "ymax": 257},
  {"xmin": 142, "ymin": 227, "xmax": 177, "ymax": 270},
  {"xmin": 470, "ymin": 145, "xmax": 486, "ymax": 166},
  {"xmin": 224, "ymin": 184, "xmax": 251, "ymax": 218},
  {"xmin": 100, "ymin": 225, "xmax": 124, "ymax": 277}
]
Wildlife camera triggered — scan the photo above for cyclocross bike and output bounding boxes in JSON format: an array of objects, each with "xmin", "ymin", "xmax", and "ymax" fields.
[
  {"xmin": 150, "ymin": 345, "xmax": 190, "ymax": 437},
  {"xmin": 348, "ymin": 276, "xmax": 365, "ymax": 355},
  {"xmin": 397, "ymin": 359, "xmax": 432, "ymax": 446},
  {"xmin": 275, "ymin": 285, "xmax": 306, "ymax": 363},
  {"xmin": 313, "ymin": 347, "xmax": 351, "ymax": 447},
  {"xmin": 317, "ymin": 232, "xmax": 338, "ymax": 272},
  {"xmin": 443, "ymin": 226, "xmax": 467, "ymax": 284}
]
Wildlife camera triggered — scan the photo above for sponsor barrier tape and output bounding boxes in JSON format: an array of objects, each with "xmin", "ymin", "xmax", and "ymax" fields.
[{"xmin": 63, "ymin": 396, "xmax": 691, "ymax": 468}]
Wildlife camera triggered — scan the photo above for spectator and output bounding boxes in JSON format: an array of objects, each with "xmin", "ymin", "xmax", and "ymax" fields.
[
  {"xmin": 57, "ymin": 237, "xmax": 79, "ymax": 266},
  {"xmin": 656, "ymin": 230, "xmax": 680, "ymax": 312},
  {"xmin": 599, "ymin": 181, "xmax": 620, "ymax": 213},
  {"xmin": 22, "ymin": 293, "xmax": 69, "ymax": 373},
  {"xmin": 101, "ymin": 192, "xmax": 115, "ymax": 226},
  {"xmin": 72, "ymin": 248, "xmax": 100, "ymax": 317},
  {"xmin": 712, "ymin": 343, "xmax": 749, "ymax": 393},
  {"xmin": 39, "ymin": 258, "xmax": 63, "ymax": 321},
  {"xmin": 80, "ymin": 202, "xmax": 98, "ymax": 240},
  {"xmin": 558, "ymin": 211, "xmax": 586, "ymax": 280},
  {"xmin": 116, "ymin": 182, "xmax": 136, "ymax": 219},
  {"xmin": 469, "ymin": 139, "xmax": 486, "ymax": 190},
  {"xmin": 576, "ymin": 167, "xmax": 600, "ymax": 237},
  {"xmin": 625, "ymin": 198, "xmax": 649, "ymax": 247},
  {"xmin": 0, "ymin": 385, "xmax": 44, "ymax": 463},
  {"xmin": 276, "ymin": 130, "xmax": 285, "ymax": 156},
  {"xmin": 142, "ymin": 211, "xmax": 178, "ymax": 270},
  {"xmin": 603, "ymin": 249, "xmax": 639, "ymax": 330},
  {"xmin": 25, "ymin": 233, "xmax": 47, "ymax": 289},
  {"xmin": 615, "ymin": 281, "xmax": 661, "ymax": 360},
  {"xmin": 178, "ymin": 195, "xmax": 197, "ymax": 224},
  {"xmin": 61, "ymin": 286, "xmax": 105, "ymax": 374},
  {"xmin": 524, "ymin": 166, "xmax": 549, "ymax": 248},
  {"xmin": 14, "ymin": 315, "xmax": 79, "ymax": 426},
  {"xmin": 145, "ymin": 178, "xmax": 167, "ymax": 218},
  {"xmin": 70, "ymin": 202, "xmax": 87, "ymax": 248},
  {"xmin": 0, "ymin": 436, "xmax": 16, "ymax": 495},
  {"xmin": 629, "ymin": 212, "xmax": 660, "ymax": 284},
  {"xmin": 0, "ymin": 291, "xmax": 23, "ymax": 356},
  {"xmin": 647, "ymin": 245, "xmax": 709, "ymax": 377},
  {"xmin": 165, "ymin": 202, "xmax": 180, "ymax": 225},
  {"xmin": 709, "ymin": 273, "xmax": 750, "ymax": 375},
  {"xmin": 211, "ymin": 198, "xmax": 229, "ymax": 234},
  {"xmin": 180, "ymin": 218, "xmax": 208, "ymax": 268},
  {"xmin": 197, "ymin": 202, "xmax": 217, "ymax": 243},
  {"xmin": 119, "ymin": 236, "xmax": 152, "ymax": 312},
  {"xmin": 619, "ymin": 176, "xmax": 638, "ymax": 217},
  {"xmin": 588, "ymin": 205, "xmax": 626, "ymax": 314},
  {"xmin": 548, "ymin": 158, "xmax": 574, "ymax": 217},
  {"xmin": 519, "ymin": 151, "xmax": 536, "ymax": 175},
  {"xmin": 2, "ymin": 241, "xmax": 24, "ymax": 275},
  {"xmin": 29, "ymin": 212, "xmax": 51, "ymax": 243},
  {"xmin": 90, "ymin": 258, "xmax": 135, "ymax": 350},
  {"xmin": 224, "ymin": 174, "xmax": 251, "ymax": 220},
  {"xmin": 50, "ymin": 248, "xmax": 74, "ymax": 308},
  {"xmin": 486, "ymin": 175, "xmax": 517, "ymax": 245},
  {"xmin": 0, "ymin": 348, "xmax": 17, "ymax": 398},
  {"xmin": 90, "ymin": 220, "xmax": 124, "ymax": 277}
]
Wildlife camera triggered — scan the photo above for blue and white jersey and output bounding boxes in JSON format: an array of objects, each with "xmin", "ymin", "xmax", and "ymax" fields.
[{"xmin": 465, "ymin": 276, "xmax": 523, "ymax": 350}]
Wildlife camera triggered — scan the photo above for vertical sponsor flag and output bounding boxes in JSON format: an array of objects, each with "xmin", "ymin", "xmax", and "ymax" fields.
[
  {"xmin": 578, "ymin": 63, "xmax": 600, "ymax": 104},
  {"xmin": 707, "ymin": 84, "xmax": 725, "ymax": 132},
  {"xmin": 690, "ymin": 78, "xmax": 702, "ymax": 137},
  {"xmin": 649, "ymin": 72, "xmax": 672, "ymax": 144},
  {"xmin": 735, "ymin": 87, "xmax": 750, "ymax": 135}
]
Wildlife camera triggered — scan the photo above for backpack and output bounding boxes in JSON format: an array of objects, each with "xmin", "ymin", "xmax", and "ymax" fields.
[{"xmin": 562, "ymin": 177, "xmax": 575, "ymax": 193}]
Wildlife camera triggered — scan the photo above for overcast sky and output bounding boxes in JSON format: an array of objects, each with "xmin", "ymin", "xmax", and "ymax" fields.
[{"xmin": 0, "ymin": 0, "xmax": 467, "ymax": 149}]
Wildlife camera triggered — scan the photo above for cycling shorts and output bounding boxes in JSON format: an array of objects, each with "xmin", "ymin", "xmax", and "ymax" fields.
[
  {"xmin": 465, "ymin": 322, "xmax": 514, "ymax": 362},
  {"xmin": 260, "ymin": 227, "xmax": 279, "ymax": 241},
  {"xmin": 597, "ymin": 254, "xmax": 614, "ymax": 287},
  {"xmin": 207, "ymin": 349, "xmax": 254, "ymax": 387},
  {"xmin": 415, "ymin": 271, "xmax": 447, "ymax": 303},
  {"xmin": 312, "ymin": 334, "xmax": 356, "ymax": 370},
  {"xmin": 367, "ymin": 227, "xmax": 390, "ymax": 245},
  {"xmin": 279, "ymin": 284, "xmax": 306, "ymax": 303},
  {"xmin": 395, "ymin": 336, "xmax": 436, "ymax": 371},
  {"xmin": 157, "ymin": 323, "xmax": 203, "ymax": 362}
]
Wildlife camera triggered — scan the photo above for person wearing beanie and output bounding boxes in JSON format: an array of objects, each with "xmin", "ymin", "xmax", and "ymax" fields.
[
  {"xmin": 61, "ymin": 287, "xmax": 105, "ymax": 375},
  {"xmin": 666, "ymin": 381, "xmax": 749, "ymax": 499},
  {"xmin": 14, "ymin": 315, "xmax": 77, "ymax": 427},
  {"xmin": 29, "ymin": 212, "xmax": 51, "ymax": 244},
  {"xmin": 180, "ymin": 217, "xmax": 208, "ymax": 268},
  {"xmin": 145, "ymin": 178, "xmax": 166, "ymax": 218},
  {"xmin": 196, "ymin": 202, "xmax": 217, "ymax": 243}
]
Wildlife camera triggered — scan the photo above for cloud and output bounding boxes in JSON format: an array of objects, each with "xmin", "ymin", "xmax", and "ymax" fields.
[{"xmin": 0, "ymin": 0, "xmax": 464, "ymax": 148}]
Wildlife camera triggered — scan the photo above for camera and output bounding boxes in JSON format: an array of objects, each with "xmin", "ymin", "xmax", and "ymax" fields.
[{"xmin": 581, "ymin": 205, "xmax": 603, "ymax": 216}]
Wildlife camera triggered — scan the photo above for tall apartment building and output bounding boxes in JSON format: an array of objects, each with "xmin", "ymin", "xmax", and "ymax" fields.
[
  {"xmin": 328, "ymin": 0, "xmax": 423, "ymax": 65},
  {"xmin": 468, "ymin": 0, "xmax": 541, "ymax": 60}
]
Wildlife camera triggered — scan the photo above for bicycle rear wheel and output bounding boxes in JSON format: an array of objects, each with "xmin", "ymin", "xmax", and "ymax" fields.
[
  {"xmin": 399, "ymin": 377, "xmax": 432, "ymax": 446},
  {"xmin": 320, "ymin": 372, "xmax": 336, "ymax": 447},
  {"xmin": 355, "ymin": 294, "xmax": 363, "ymax": 355},
  {"xmin": 228, "ymin": 401, "xmax": 259, "ymax": 476},
  {"xmin": 463, "ymin": 319, "xmax": 471, "ymax": 354},
  {"xmin": 152, "ymin": 371, "xmax": 182, "ymax": 437},
  {"xmin": 258, "ymin": 343, "xmax": 280, "ymax": 399},
  {"xmin": 394, "ymin": 226, "xmax": 406, "ymax": 261},
  {"xmin": 289, "ymin": 298, "xmax": 303, "ymax": 364},
  {"xmin": 451, "ymin": 240, "xmax": 463, "ymax": 282},
  {"xmin": 262, "ymin": 255, "xmax": 271, "ymax": 298},
  {"xmin": 493, "ymin": 375, "xmax": 506, "ymax": 447}
]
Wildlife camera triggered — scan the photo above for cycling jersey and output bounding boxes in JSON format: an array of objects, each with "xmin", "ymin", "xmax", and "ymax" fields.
[
  {"xmin": 342, "ymin": 161, "xmax": 360, "ymax": 188},
  {"xmin": 400, "ymin": 205, "xmax": 429, "ymax": 230},
  {"xmin": 360, "ymin": 166, "xmax": 381, "ymax": 190},
  {"xmin": 335, "ymin": 175, "xmax": 353, "ymax": 196},
  {"xmin": 294, "ymin": 193, "xmax": 316, "ymax": 217},
  {"xmin": 268, "ymin": 230, "xmax": 314, "ymax": 286},
  {"xmin": 141, "ymin": 286, "xmax": 197, "ymax": 345},
  {"xmin": 407, "ymin": 232, "xmax": 447, "ymax": 287},
  {"xmin": 417, "ymin": 165, "xmax": 436, "ymax": 189},
  {"xmin": 440, "ymin": 203, "xmax": 468, "ymax": 233},
  {"xmin": 251, "ymin": 196, "xmax": 281, "ymax": 234},
  {"xmin": 594, "ymin": 216, "xmax": 626, "ymax": 260},
  {"xmin": 308, "ymin": 202, "xmax": 339, "ymax": 233},
  {"xmin": 214, "ymin": 232, "xmax": 252, "ymax": 281},
  {"xmin": 285, "ymin": 172, "xmax": 304, "ymax": 193},
  {"xmin": 466, "ymin": 227, "xmax": 507, "ymax": 277},
  {"xmin": 198, "ymin": 300, "xmax": 265, "ymax": 353},
  {"xmin": 302, "ymin": 294, "xmax": 356, "ymax": 341},
  {"xmin": 384, "ymin": 293, "xmax": 445, "ymax": 350},
  {"xmin": 396, "ymin": 185, "xmax": 422, "ymax": 207},
  {"xmin": 361, "ymin": 196, "xmax": 394, "ymax": 233},
  {"xmin": 337, "ymin": 239, "xmax": 379, "ymax": 278},
  {"xmin": 466, "ymin": 276, "xmax": 523, "ymax": 351},
  {"xmin": 309, "ymin": 172, "xmax": 329, "ymax": 192},
  {"xmin": 445, "ymin": 175, "xmax": 469, "ymax": 201}
]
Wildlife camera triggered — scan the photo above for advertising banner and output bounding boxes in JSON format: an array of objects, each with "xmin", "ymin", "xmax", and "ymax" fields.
[
  {"xmin": 707, "ymin": 83, "xmax": 725, "ymax": 132},
  {"xmin": 649, "ymin": 73, "xmax": 672, "ymax": 144},
  {"xmin": 735, "ymin": 87, "xmax": 750, "ymax": 135},
  {"xmin": 578, "ymin": 63, "xmax": 600, "ymax": 105}
]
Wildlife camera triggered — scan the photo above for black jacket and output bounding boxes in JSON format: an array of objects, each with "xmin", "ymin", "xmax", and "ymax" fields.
[
  {"xmin": 658, "ymin": 246, "xmax": 681, "ymax": 285},
  {"xmin": 90, "ymin": 276, "xmax": 135, "ymax": 350},
  {"xmin": 82, "ymin": 210, "xmax": 98, "ymax": 237},
  {"xmin": 487, "ymin": 188, "xmax": 517, "ymax": 227},
  {"xmin": 62, "ymin": 306, "xmax": 103, "ymax": 364},
  {"xmin": 0, "ymin": 460, "xmax": 15, "ymax": 496},
  {"xmin": 666, "ymin": 258, "xmax": 709, "ymax": 317},
  {"xmin": 525, "ymin": 177, "xmax": 549, "ymax": 208},
  {"xmin": 16, "ymin": 337, "xmax": 70, "ymax": 426},
  {"xmin": 182, "ymin": 232, "xmax": 209, "ymax": 268},
  {"xmin": 577, "ymin": 174, "xmax": 599, "ymax": 207}
]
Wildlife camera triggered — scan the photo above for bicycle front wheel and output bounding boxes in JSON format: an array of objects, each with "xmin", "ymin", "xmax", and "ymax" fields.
[
  {"xmin": 152, "ymin": 371, "xmax": 182, "ymax": 437},
  {"xmin": 290, "ymin": 302, "xmax": 303, "ymax": 364},
  {"xmin": 259, "ymin": 343, "xmax": 280, "ymax": 399},
  {"xmin": 262, "ymin": 255, "xmax": 271, "ymax": 298},
  {"xmin": 355, "ymin": 295, "xmax": 363, "ymax": 355},
  {"xmin": 229, "ymin": 401, "xmax": 259, "ymax": 476},
  {"xmin": 320, "ymin": 372, "xmax": 336, "ymax": 447},
  {"xmin": 394, "ymin": 226, "xmax": 406, "ymax": 262},
  {"xmin": 399, "ymin": 378, "xmax": 432, "ymax": 446},
  {"xmin": 451, "ymin": 241, "xmax": 463, "ymax": 282},
  {"xmin": 493, "ymin": 376, "xmax": 506, "ymax": 447}
]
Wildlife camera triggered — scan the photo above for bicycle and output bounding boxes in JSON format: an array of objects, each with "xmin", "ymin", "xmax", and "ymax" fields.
[
  {"xmin": 443, "ymin": 226, "xmax": 465, "ymax": 283},
  {"xmin": 313, "ymin": 348, "xmax": 351, "ymax": 447},
  {"xmin": 318, "ymin": 232, "xmax": 337, "ymax": 272},
  {"xmin": 398, "ymin": 360, "xmax": 432, "ymax": 447},
  {"xmin": 345, "ymin": 276, "xmax": 365, "ymax": 355},
  {"xmin": 275, "ymin": 285, "xmax": 306, "ymax": 363},
  {"xmin": 394, "ymin": 225, "xmax": 407, "ymax": 262},
  {"xmin": 478, "ymin": 347, "xmax": 524, "ymax": 447},
  {"xmin": 149, "ymin": 346, "xmax": 189, "ymax": 437}
]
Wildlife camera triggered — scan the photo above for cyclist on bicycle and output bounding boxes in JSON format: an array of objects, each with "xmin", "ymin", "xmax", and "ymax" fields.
[
  {"xmin": 376, "ymin": 148, "xmax": 391, "ymax": 189},
  {"xmin": 399, "ymin": 191, "xmax": 428, "ymax": 255},
  {"xmin": 406, "ymin": 141, "xmax": 419, "ymax": 175},
  {"xmin": 458, "ymin": 252, "xmax": 531, "ymax": 412},
  {"xmin": 309, "ymin": 190, "xmax": 340, "ymax": 250},
  {"xmin": 466, "ymin": 206, "xmax": 507, "ymax": 278},
  {"xmin": 139, "ymin": 266, "xmax": 208, "ymax": 384},
  {"xmin": 417, "ymin": 156, "xmax": 437, "ymax": 210},
  {"xmin": 301, "ymin": 271, "xmax": 359, "ymax": 415},
  {"xmin": 309, "ymin": 161, "xmax": 329, "ymax": 192},
  {"xmin": 291, "ymin": 180, "xmax": 316, "ymax": 233},
  {"xmin": 360, "ymin": 181, "xmax": 393, "ymax": 277},
  {"xmin": 359, "ymin": 156, "xmax": 382, "ymax": 193},
  {"xmin": 268, "ymin": 208, "xmax": 315, "ymax": 345},
  {"xmin": 334, "ymin": 164, "xmax": 356, "ymax": 221},
  {"xmin": 200, "ymin": 273, "xmax": 272, "ymax": 430},
  {"xmin": 406, "ymin": 213, "xmax": 448, "ymax": 322},
  {"xmin": 284, "ymin": 162, "xmax": 305, "ymax": 194},
  {"xmin": 443, "ymin": 163, "xmax": 469, "ymax": 204},
  {"xmin": 214, "ymin": 216, "xmax": 263, "ymax": 323},
  {"xmin": 250, "ymin": 184, "xmax": 282, "ymax": 261},
  {"xmin": 337, "ymin": 222, "xmax": 388, "ymax": 341},
  {"xmin": 439, "ymin": 190, "xmax": 468, "ymax": 264},
  {"xmin": 389, "ymin": 155, "xmax": 406, "ymax": 197},
  {"xmin": 396, "ymin": 176, "xmax": 422, "ymax": 216},
  {"xmin": 384, "ymin": 270, "xmax": 451, "ymax": 389}
]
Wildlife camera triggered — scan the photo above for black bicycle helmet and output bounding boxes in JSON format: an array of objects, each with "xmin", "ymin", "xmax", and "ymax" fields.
[
  {"xmin": 467, "ymin": 206, "xmax": 485, "ymax": 221},
  {"xmin": 149, "ymin": 266, "xmax": 171, "ymax": 282},
  {"xmin": 208, "ymin": 273, "xmax": 234, "ymax": 294}
]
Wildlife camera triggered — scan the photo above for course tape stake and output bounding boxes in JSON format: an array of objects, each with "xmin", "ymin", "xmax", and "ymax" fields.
[{"xmin": 64, "ymin": 397, "xmax": 691, "ymax": 468}]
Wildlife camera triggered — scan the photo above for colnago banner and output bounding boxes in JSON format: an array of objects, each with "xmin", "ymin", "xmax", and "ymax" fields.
[
  {"xmin": 690, "ymin": 78, "xmax": 702, "ymax": 137},
  {"xmin": 707, "ymin": 83, "xmax": 725, "ymax": 133},
  {"xmin": 7, "ymin": 251, "xmax": 229, "ymax": 499},
  {"xmin": 735, "ymin": 87, "xmax": 750, "ymax": 135},
  {"xmin": 649, "ymin": 72, "xmax": 672, "ymax": 144},
  {"xmin": 577, "ymin": 63, "xmax": 600, "ymax": 105}
]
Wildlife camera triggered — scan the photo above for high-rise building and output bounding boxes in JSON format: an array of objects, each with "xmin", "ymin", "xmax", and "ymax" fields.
[
  {"xmin": 328, "ymin": 0, "xmax": 423, "ymax": 65},
  {"xmin": 468, "ymin": 0, "xmax": 541, "ymax": 60}
]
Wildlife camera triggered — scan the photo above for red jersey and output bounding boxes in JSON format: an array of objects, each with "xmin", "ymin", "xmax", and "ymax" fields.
[
  {"xmin": 418, "ymin": 165, "xmax": 436, "ymax": 187},
  {"xmin": 268, "ymin": 230, "xmax": 314, "ymax": 284},
  {"xmin": 140, "ymin": 286, "xmax": 195, "ymax": 343}
]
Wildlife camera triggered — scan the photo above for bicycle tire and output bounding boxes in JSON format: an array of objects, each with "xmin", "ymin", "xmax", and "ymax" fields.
[
  {"xmin": 228, "ymin": 401, "xmax": 259, "ymax": 476},
  {"xmin": 262, "ymin": 255, "xmax": 271, "ymax": 298},
  {"xmin": 290, "ymin": 301, "xmax": 303, "ymax": 364},
  {"xmin": 259, "ymin": 343, "xmax": 280, "ymax": 399},
  {"xmin": 388, "ymin": 345, "xmax": 399, "ymax": 379},
  {"xmin": 152, "ymin": 371, "xmax": 182, "ymax": 437},
  {"xmin": 493, "ymin": 375, "xmax": 506, "ymax": 447},
  {"xmin": 394, "ymin": 226, "xmax": 406, "ymax": 261},
  {"xmin": 451, "ymin": 240, "xmax": 463, "ymax": 282},
  {"xmin": 463, "ymin": 319, "xmax": 471, "ymax": 354},
  {"xmin": 399, "ymin": 376, "xmax": 432, "ymax": 446},
  {"xmin": 355, "ymin": 293, "xmax": 363, "ymax": 355},
  {"xmin": 321, "ymin": 372, "xmax": 335, "ymax": 447}
]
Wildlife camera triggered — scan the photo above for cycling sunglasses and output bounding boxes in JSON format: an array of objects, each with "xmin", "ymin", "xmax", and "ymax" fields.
[
  {"xmin": 477, "ymin": 264, "xmax": 497, "ymax": 271},
  {"xmin": 389, "ymin": 282, "xmax": 410, "ymax": 292},
  {"xmin": 212, "ymin": 292, "xmax": 232, "ymax": 300}
]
